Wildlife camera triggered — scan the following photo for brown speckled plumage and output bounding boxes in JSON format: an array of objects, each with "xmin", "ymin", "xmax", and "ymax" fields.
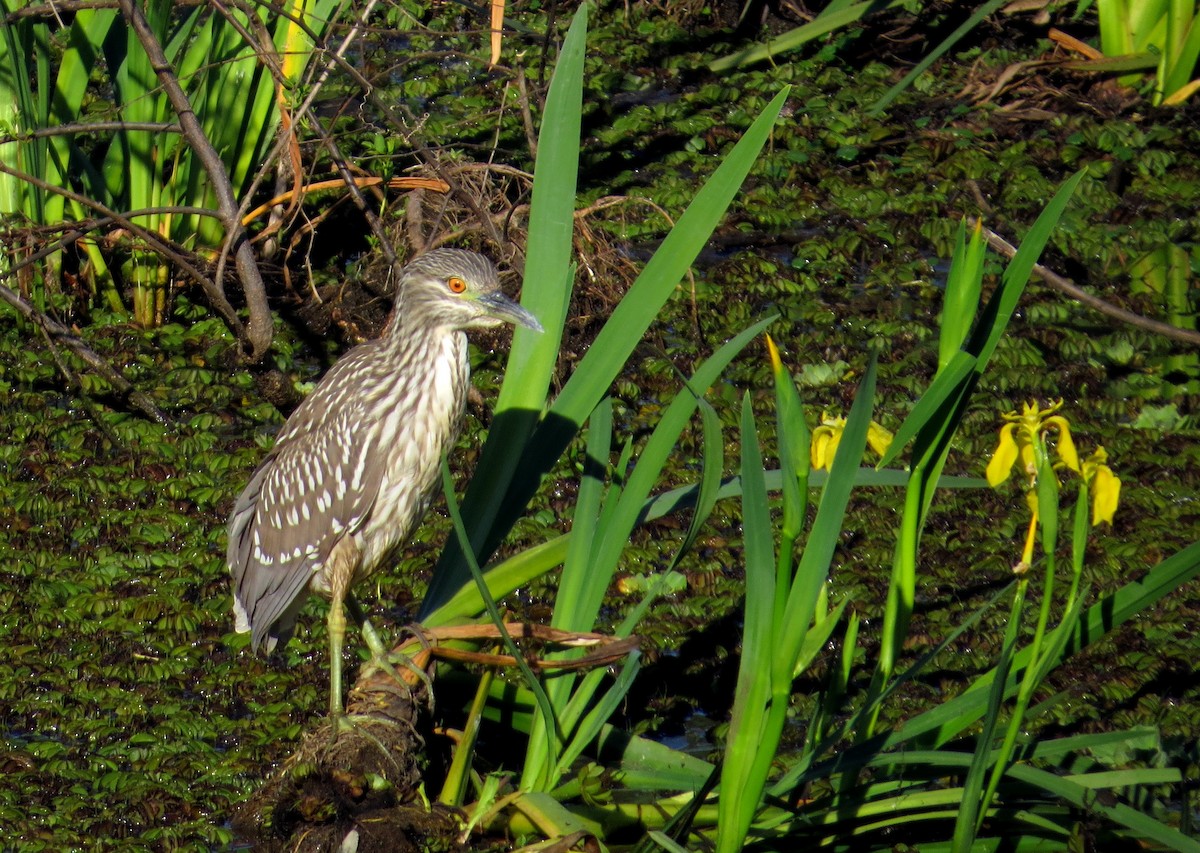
[{"xmin": 227, "ymin": 249, "xmax": 540, "ymax": 713}]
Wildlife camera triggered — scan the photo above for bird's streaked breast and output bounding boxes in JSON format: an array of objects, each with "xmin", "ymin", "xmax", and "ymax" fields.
[{"xmin": 353, "ymin": 330, "xmax": 469, "ymax": 574}]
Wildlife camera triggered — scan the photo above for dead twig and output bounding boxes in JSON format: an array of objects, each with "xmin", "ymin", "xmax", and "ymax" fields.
[
  {"xmin": 240, "ymin": 177, "xmax": 451, "ymax": 228},
  {"xmin": 974, "ymin": 219, "xmax": 1200, "ymax": 347},
  {"xmin": 0, "ymin": 121, "xmax": 180, "ymax": 143},
  {"xmin": 392, "ymin": 623, "xmax": 640, "ymax": 672}
]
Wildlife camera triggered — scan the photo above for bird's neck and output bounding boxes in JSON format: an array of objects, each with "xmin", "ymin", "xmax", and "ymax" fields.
[
  {"xmin": 386, "ymin": 305, "xmax": 460, "ymax": 355},
  {"xmin": 377, "ymin": 313, "xmax": 469, "ymax": 410}
]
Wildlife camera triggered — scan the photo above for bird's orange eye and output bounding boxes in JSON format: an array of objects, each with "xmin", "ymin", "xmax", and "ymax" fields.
[{"xmin": 447, "ymin": 276, "xmax": 467, "ymax": 294}]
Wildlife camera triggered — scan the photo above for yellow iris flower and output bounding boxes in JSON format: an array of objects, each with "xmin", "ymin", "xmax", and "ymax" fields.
[
  {"xmin": 811, "ymin": 414, "xmax": 893, "ymax": 471},
  {"xmin": 985, "ymin": 399, "xmax": 1078, "ymax": 487},
  {"xmin": 986, "ymin": 400, "xmax": 1120, "ymax": 530}
]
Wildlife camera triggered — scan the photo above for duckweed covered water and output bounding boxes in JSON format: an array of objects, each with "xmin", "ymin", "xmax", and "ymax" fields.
[{"xmin": 3, "ymin": 3, "xmax": 1200, "ymax": 848}]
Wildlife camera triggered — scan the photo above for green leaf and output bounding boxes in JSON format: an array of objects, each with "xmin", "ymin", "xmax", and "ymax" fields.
[
  {"xmin": 422, "ymin": 4, "xmax": 588, "ymax": 612},
  {"xmin": 709, "ymin": 1, "xmax": 907, "ymax": 72},
  {"xmin": 717, "ymin": 393, "xmax": 778, "ymax": 851},
  {"xmin": 422, "ymin": 84, "xmax": 792, "ymax": 615}
]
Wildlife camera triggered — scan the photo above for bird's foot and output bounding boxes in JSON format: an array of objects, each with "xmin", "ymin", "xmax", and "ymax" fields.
[
  {"xmin": 361, "ymin": 649, "xmax": 433, "ymax": 699},
  {"xmin": 357, "ymin": 620, "xmax": 435, "ymax": 710},
  {"xmin": 360, "ymin": 651, "xmax": 405, "ymax": 687}
]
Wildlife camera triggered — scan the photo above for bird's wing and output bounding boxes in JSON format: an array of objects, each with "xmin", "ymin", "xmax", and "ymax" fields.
[{"xmin": 227, "ymin": 398, "xmax": 386, "ymax": 652}]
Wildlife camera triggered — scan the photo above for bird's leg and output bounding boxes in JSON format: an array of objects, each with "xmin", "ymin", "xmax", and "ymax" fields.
[
  {"xmin": 325, "ymin": 542, "xmax": 359, "ymax": 720},
  {"xmin": 327, "ymin": 586, "xmax": 402, "ymax": 762},
  {"xmin": 327, "ymin": 584, "xmax": 348, "ymax": 718}
]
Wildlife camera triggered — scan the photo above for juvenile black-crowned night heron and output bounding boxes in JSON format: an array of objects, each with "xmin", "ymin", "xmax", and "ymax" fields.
[{"xmin": 227, "ymin": 249, "xmax": 541, "ymax": 716}]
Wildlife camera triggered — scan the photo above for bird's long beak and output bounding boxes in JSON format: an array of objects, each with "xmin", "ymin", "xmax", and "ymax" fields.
[{"xmin": 479, "ymin": 292, "xmax": 544, "ymax": 333}]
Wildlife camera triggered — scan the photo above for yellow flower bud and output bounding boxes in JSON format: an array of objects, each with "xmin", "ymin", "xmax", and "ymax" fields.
[{"xmin": 765, "ymin": 334, "xmax": 783, "ymax": 373}]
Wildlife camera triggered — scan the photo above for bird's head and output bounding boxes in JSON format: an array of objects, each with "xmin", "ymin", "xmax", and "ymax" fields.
[{"xmin": 397, "ymin": 249, "xmax": 543, "ymax": 334}]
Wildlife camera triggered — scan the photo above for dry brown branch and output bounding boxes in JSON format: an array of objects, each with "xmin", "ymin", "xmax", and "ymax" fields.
[
  {"xmin": 401, "ymin": 623, "xmax": 641, "ymax": 671},
  {"xmin": 3, "ymin": 0, "xmax": 186, "ymax": 18},
  {"xmin": 1048, "ymin": 27, "xmax": 1104, "ymax": 60},
  {"xmin": 516, "ymin": 66, "xmax": 539, "ymax": 157},
  {"xmin": 0, "ymin": 121, "xmax": 180, "ymax": 143},
  {"xmin": 241, "ymin": 177, "xmax": 451, "ymax": 227},
  {"xmin": 975, "ymin": 219, "xmax": 1200, "ymax": 347}
]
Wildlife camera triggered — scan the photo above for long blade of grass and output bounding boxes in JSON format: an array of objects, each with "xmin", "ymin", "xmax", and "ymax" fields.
[
  {"xmin": 1044, "ymin": 726, "xmax": 1162, "ymax": 758},
  {"xmin": 709, "ymin": 0, "xmax": 906, "ymax": 72},
  {"xmin": 422, "ymin": 87, "xmax": 792, "ymax": 618},
  {"xmin": 880, "ymin": 170, "xmax": 1085, "ymax": 471},
  {"xmin": 867, "ymin": 176, "xmax": 1085, "ymax": 738},
  {"xmin": 544, "ymin": 88, "xmax": 791, "ymax": 432},
  {"xmin": 422, "ymin": 4, "xmax": 587, "ymax": 612},
  {"xmin": 716, "ymin": 392, "xmax": 778, "ymax": 853},
  {"xmin": 553, "ymin": 397, "xmax": 615, "ymax": 633},
  {"xmin": 438, "ymin": 667, "xmax": 494, "ymax": 806},
  {"xmin": 667, "ymin": 393, "xmax": 724, "ymax": 571},
  {"xmin": 1007, "ymin": 764, "xmax": 1200, "ymax": 853},
  {"xmin": 521, "ymin": 397, "xmax": 612, "ymax": 789}
]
